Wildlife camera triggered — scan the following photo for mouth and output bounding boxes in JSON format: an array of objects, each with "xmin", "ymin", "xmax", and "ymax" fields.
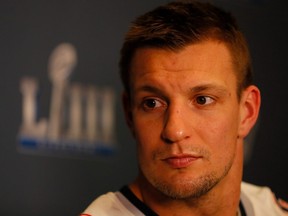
[{"xmin": 162, "ymin": 154, "xmax": 202, "ymax": 169}]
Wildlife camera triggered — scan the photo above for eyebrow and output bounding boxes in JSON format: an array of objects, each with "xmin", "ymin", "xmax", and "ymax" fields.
[
  {"xmin": 189, "ymin": 84, "xmax": 229, "ymax": 96},
  {"xmin": 135, "ymin": 83, "xmax": 229, "ymax": 97},
  {"xmin": 133, "ymin": 85, "xmax": 168, "ymax": 102},
  {"xmin": 135, "ymin": 85, "xmax": 163, "ymax": 95}
]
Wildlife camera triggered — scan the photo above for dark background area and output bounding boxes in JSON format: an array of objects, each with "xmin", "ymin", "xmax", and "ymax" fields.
[{"xmin": 0, "ymin": 0, "xmax": 287, "ymax": 215}]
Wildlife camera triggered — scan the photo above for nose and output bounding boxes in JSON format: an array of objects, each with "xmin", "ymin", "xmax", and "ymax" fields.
[{"xmin": 161, "ymin": 106, "xmax": 190, "ymax": 144}]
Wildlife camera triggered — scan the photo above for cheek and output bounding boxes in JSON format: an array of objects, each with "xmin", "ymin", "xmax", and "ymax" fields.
[
  {"xmin": 199, "ymin": 123, "xmax": 237, "ymax": 176},
  {"xmin": 133, "ymin": 109, "xmax": 163, "ymax": 137},
  {"xmin": 203, "ymin": 115, "xmax": 239, "ymax": 152},
  {"xmin": 133, "ymin": 117, "xmax": 160, "ymax": 154},
  {"xmin": 208, "ymin": 109, "xmax": 240, "ymax": 139}
]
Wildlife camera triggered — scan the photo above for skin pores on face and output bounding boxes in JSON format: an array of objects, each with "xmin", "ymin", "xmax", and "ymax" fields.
[{"xmin": 128, "ymin": 40, "xmax": 244, "ymax": 200}]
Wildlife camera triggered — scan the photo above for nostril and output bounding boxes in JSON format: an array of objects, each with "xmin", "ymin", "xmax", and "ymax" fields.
[{"xmin": 161, "ymin": 135, "xmax": 175, "ymax": 144}]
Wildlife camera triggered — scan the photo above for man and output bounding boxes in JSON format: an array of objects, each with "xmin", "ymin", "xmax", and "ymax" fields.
[{"xmin": 81, "ymin": 1, "xmax": 288, "ymax": 215}]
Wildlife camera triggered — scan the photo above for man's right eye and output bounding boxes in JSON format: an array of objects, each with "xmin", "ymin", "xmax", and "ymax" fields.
[{"xmin": 142, "ymin": 98, "xmax": 162, "ymax": 109}]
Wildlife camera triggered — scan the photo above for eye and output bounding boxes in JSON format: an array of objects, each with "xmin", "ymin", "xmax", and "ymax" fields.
[
  {"xmin": 142, "ymin": 98, "xmax": 164, "ymax": 110},
  {"xmin": 195, "ymin": 96, "xmax": 214, "ymax": 105}
]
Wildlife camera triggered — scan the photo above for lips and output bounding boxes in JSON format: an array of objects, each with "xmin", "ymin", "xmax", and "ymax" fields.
[{"xmin": 162, "ymin": 155, "xmax": 201, "ymax": 169}]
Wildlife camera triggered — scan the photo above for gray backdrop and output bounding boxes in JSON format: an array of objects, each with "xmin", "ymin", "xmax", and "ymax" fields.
[{"xmin": 1, "ymin": 0, "xmax": 287, "ymax": 215}]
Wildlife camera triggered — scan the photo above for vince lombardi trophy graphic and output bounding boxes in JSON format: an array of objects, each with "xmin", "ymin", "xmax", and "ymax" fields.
[{"xmin": 47, "ymin": 43, "xmax": 77, "ymax": 141}]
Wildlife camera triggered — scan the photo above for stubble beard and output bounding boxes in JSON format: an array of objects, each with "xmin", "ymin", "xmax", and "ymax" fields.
[
  {"xmin": 149, "ymin": 171, "xmax": 220, "ymax": 200},
  {"xmin": 142, "ymin": 157, "xmax": 234, "ymax": 200}
]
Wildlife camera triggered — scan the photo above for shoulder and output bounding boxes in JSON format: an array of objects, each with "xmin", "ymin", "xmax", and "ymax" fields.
[
  {"xmin": 81, "ymin": 192, "xmax": 124, "ymax": 216},
  {"xmin": 80, "ymin": 191, "xmax": 145, "ymax": 216},
  {"xmin": 241, "ymin": 182, "xmax": 287, "ymax": 216}
]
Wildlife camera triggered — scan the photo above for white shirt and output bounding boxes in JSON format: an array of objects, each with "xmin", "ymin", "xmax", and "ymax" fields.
[{"xmin": 81, "ymin": 182, "xmax": 287, "ymax": 216}]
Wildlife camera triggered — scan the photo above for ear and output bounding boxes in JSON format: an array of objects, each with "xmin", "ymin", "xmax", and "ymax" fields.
[
  {"xmin": 238, "ymin": 85, "xmax": 261, "ymax": 138},
  {"xmin": 122, "ymin": 92, "xmax": 135, "ymax": 136}
]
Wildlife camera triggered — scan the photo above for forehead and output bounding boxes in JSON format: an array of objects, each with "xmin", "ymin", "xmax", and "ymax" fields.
[{"xmin": 129, "ymin": 40, "xmax": 236, "ymax": 86}]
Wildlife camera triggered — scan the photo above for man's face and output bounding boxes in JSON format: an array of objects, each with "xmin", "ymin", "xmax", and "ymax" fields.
[{"xmin": 126, "ymin": 40, "xmax": 244, "ymax": 199}]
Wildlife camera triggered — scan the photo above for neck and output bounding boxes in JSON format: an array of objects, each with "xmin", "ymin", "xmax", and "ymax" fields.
[{"xmin": 130, "ymin": 142, "xmax": 244, "ymax": 216}]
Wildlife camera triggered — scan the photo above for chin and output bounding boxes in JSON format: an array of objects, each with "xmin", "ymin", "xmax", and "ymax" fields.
[{"xmin": 147, "ymin": 171, "xmax": 220, "ymax": 200}]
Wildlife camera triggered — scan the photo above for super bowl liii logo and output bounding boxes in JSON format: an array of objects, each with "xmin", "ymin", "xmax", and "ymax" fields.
[{"xmin": 18, "ymin": 43, "xmax": 115, "ymax": 157}]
